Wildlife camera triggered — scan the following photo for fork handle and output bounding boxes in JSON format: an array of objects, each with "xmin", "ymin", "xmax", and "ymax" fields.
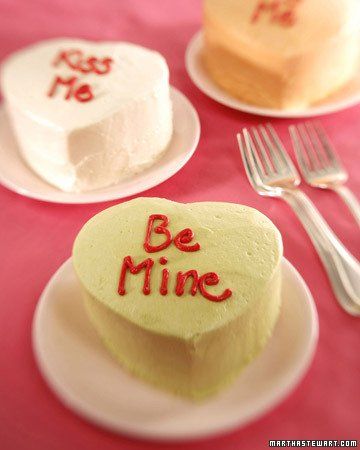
[
  {"xmin": 331, "ymin": 185, "xmax": 360, "ymax": 227},
  {"xmin": 282, "ymin": 189, "xmax": 360, "ymax": 316}
]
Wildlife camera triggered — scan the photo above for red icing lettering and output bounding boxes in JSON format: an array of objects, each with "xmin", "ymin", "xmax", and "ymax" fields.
[
  {"xmin": 48, "ymin": 48, "xmax": 113, "ymax": 102},
  {"xmin": 117, "ymin": 214, "xmax": 232, "ymax": 302},
  {"xmin": 175, "ymin": 270, "xmax": 199, "ymax": 296},
  {"xmin": 53, "ymin": 49, "xmax": 83, "ymax": 71},
  {"xmin": 251, "ymin": 0, "xmax": 279, "ymax": 23},
  {"xmin": 144, "ymin": 215, "xmax": 200, "ymax": 253},
  {"xmin": 144, "ymin": 214, "xmax": 172, "ymax": 253},
  {"xmin": 74, "ymin": 83, "xmax": 93, "ymax": 102},
  {"xmin": 47, "ymin": 75, "xmax": 77, "ymax": 100},
  {"xmin": 118, "ymin": 255, "xmax": 154, "ymax": 296},
  {"xmin": 160, "ymin": 269, "xmax": 170, "ymax": 295},
  {"xmin": 278, "ymin": 10, "xmax": 296, "ymax": 26},
  {"xmin": 53, "ymin": 49, "xmax": 113, "ymax": 75},
  {"xmin": 47, "ymin": 75, "xmax": 94, "ymax": 102},
  {"xmin": 159, "ymin": 256, "xmax": 169, "ymax": 295},
  {"xmin": 174, "ymin": 228, "xmax": 200, "ymax": 252},
  {"xmin": 199, "ymin": 272, "xmax": 232, "ymax": 302},
  {"xmin": 89, "ymin": 56, "xmax": 113, "ymax": 75},
  {"xmin": 251, "ymin": 0, "xmax": 302, "ymax": 27}
]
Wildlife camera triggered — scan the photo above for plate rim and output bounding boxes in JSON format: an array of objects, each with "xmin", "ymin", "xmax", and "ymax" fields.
[
  {"xmin": 32, "ymin": 256, "xmax": 319, "ymax": 441},
  {"xmin": 0, "ymin": 86, "xmax": 200, "ymax": 204},
  {"xmin": 185, "ymin": 31, "xmax": 360, "ymax": 118}
]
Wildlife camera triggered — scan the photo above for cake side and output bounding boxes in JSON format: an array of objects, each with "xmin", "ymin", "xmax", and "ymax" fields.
[
  {"xmin": 82, "ymin": 266, "xmax": 281, "ymax": 400},
  {"xmin": 6, "ymin": 84, "xmax": 173, "ymax": 192}
]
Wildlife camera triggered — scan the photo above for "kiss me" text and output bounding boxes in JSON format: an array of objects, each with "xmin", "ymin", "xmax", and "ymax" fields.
[{"xmin": 47, "ymin": 48, "xmax": 114, "ymax": 102}]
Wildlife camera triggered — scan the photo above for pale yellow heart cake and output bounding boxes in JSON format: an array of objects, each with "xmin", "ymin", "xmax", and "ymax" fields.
[{"xmin": 73, "ymin": 197, "xmax": 283, "ymax": 400}]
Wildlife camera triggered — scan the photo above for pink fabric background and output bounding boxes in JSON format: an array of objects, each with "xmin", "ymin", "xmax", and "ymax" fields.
[{"xmin": 0, "ymin": 1, "xmax": 359, "ymax": 448}]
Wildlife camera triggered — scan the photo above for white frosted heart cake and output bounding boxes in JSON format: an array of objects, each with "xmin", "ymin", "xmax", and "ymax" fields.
[
  {"xmin": 0, "ymin": 39, "xmax": 173, "ymax": 192},
  {"xmin": 203, "ymin": 0, "xmax": 360, "ymax": 109},
  {"xmin": 72, "ymin": 197, "xmax": 283, "ymax": 400}
]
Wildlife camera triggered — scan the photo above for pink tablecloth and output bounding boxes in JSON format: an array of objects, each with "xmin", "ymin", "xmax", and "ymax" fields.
[{"xmin": 0, "ymin": 1, "xmax": 359, "ymax": 449}]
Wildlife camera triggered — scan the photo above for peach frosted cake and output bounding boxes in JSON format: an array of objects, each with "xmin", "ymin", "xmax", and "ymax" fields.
[
  {"xmin": 72, "ymin": 197, "xmax": 283, "ymax": 400},
  {"xmin": 203, "ymin": 0, "xmax": 360, "ymax": 109}
]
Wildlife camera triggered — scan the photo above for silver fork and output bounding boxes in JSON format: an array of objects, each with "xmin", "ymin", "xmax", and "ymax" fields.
[
  {"xmin": 290, "ymin": 122, "xmax": 360, "ymax": 226},
  {"xmin": 237, "ymin": 124, "xmax": 360, "ymax": 316}
]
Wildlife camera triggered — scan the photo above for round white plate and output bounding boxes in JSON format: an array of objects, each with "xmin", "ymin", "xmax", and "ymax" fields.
[
  {"xmin": 33, "ymin": 257, "xmax": 318, "ymax": 441},
  {"xmin": 186, "ymin": 31, "xmax": 360, "ymax": 118},
  {"xmin": 0, "ymin": 87, "xmax": 200, "ymax": 204}
]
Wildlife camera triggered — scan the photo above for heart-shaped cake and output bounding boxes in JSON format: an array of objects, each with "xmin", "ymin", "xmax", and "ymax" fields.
[
  {"xmin": 73, "ymin": 197, "xmax": 283, "ymax": 400},
  {"xmin": 0, "ymin": 39, "xmax": 173, "ymax": 192},
  {"xmin": 203, "ymin": 0, "xmax": 360, "ymax": 109}
]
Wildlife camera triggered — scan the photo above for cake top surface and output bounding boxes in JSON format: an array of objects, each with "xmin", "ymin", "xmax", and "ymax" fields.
[
  {"xmin": 204, "ymin": 0, "xmax": 360, "ymax": 55},
  {"xmin": 72, "ymin": 197, "xmax": 283, "ymax": 339},
  {"xmin": 0, "ymin": 38, "xmax": 169, "ymax": 130}
]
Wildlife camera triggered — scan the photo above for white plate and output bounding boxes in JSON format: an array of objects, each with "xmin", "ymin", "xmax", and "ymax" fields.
[
  {"xmin": 32, "ymin": 257, "xmax": 318, "ymax": 441},
  {"xmin": 0, "ymin": 87, "xmax": 200, "ymax": 204},
  {"xmin": 185, "ymin": 31, "xmax": 360, "ymax": 118}
]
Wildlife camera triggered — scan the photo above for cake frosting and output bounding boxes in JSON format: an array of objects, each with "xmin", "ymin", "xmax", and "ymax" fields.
[
  {"xmin": 72, "ymin": 197, "xmax": 283, "ymax": 400},
  {"xmin": 203, "ymin": 0, "xmax": 360, "ymax": 109},
  {"xmin": 0, "ymin": 39, "xmax": 173, "ymax": 192}
]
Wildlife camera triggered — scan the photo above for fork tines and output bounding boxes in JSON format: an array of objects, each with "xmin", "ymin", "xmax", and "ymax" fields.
[
  {"xmin": 289, "ymin": 121, "xmax": 343, "ymax": 175},
  {"xmin": 237, "ymin": 124, "xmax": 297, "ymax": 184}
]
